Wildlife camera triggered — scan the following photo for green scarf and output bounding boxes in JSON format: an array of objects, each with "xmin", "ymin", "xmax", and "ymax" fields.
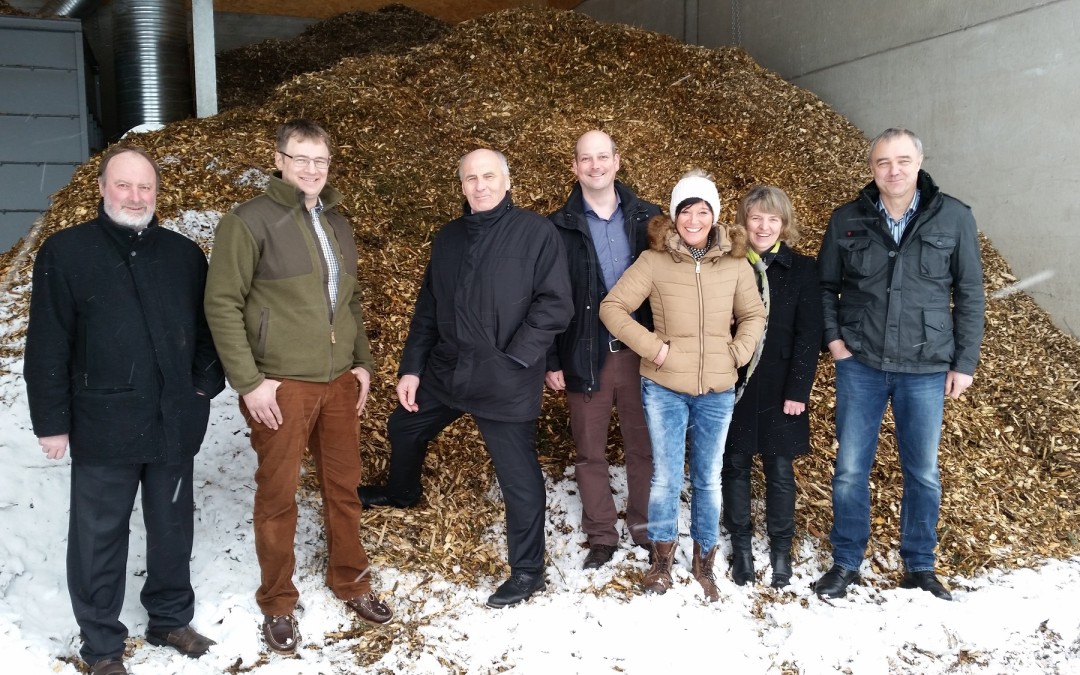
[{"xmin": 735, "ymin": 242, "xmax": 778, "ymax": 403}]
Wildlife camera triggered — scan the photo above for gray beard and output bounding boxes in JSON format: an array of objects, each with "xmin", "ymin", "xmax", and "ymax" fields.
[{"xmin": 106, "ymin": 206, "xmax": 153, "ymax": 230}]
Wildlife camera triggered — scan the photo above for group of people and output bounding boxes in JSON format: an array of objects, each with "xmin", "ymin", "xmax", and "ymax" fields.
[{"xmin": 24, "ymin": 120, "xmax": 983, "ymax": 674}]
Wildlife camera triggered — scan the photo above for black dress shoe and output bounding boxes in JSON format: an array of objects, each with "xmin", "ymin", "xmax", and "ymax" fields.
[
  {"xmin": 813, "ymin": 565, "xmax": 860, "ymax": 598},
  {"xmin": 899, "ymin": 570, "xmax": 953, "ymax": 601},
  {"xmin": 486, "ymin": 572, "xmax": 546, "ymax": 608},
  {"xmin": 358, "ymin": 484, "xmax": 419, "ymax": 508},
  {"xmin": 582, "ymin": 544, "xmax": 617, "ymax": 570},
  {"xmin": 145, "ymin": 625, "xmax": 216, "ymax": 658}
]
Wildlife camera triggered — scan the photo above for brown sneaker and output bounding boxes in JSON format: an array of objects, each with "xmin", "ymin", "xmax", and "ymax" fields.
[
  {"xmin": 145, "ymin": 625, "xmax": 216, "ymax": 658},
  {"xmin": 90, "ymin": 658, "xmax": 127, "ymax": 675},
  {"xmin": 262, "ymin": 614, "xmax": 300, "ymax": 656},
  {"xmin": 344, "ymin": 592, "xmax": 393, "ymax": 624}
]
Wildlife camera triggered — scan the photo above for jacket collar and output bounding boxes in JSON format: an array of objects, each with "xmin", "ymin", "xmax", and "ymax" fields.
[
  {"xmin": 555, "ymin": 180, "xmax": 643, "ymax": 232},
  {"xmin": 770, "ymin": 241, "xmax": 794, "ymax": 269},
  {"xmin": 859, "ymin": 169, "xmax": 940, "ymax": 215},
  {"xmin": 265, "ymin": 172, "xmax": 343, "ymax": 211},
  {"xmin": 461, "ymin": 190, "xmax": 513, "ymax": 226}
]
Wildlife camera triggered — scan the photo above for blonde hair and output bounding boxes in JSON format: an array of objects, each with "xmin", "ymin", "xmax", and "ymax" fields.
[{"xmin": 735, "ymin": 185, "xmax": 800, "ymax": 246}]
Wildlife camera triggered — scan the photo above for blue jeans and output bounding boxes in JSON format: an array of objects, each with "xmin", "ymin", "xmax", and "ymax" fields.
[
  {"xmin": 641, "ymin": 378, "xmax": 735, "ymax": 551},
  {"xmin": 830, "ymin": 358, "xmax": 947, "ymax": 572}
]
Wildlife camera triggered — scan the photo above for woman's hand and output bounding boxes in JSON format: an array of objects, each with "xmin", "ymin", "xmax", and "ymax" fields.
[{"xmin": 653, "ymin": 342, "xmax": 669, "ymax": 367}]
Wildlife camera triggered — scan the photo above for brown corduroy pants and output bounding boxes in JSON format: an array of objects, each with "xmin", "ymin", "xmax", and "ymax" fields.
[{"xmin": 241, "ymin": 372, "xmax": 372, "ymax": 616}]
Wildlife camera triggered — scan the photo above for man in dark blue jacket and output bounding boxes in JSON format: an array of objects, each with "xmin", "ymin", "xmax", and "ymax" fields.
[
  {"xmin": 546, "ymin": 130, "xmax": 660, "ymax": 569},
  {"xmin": 25, "ymin": 145, "xmax": 225, "ymax": 675},
  {"xmin": 360, "ymin": 149, "xmax": 572, "ymax": 608},
  {"xmin": 814, "ymin": 128, "xmax": 985, "ymax": 601}
]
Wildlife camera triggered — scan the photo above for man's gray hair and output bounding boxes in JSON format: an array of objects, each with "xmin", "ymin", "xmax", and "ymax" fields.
[
  {"xmin": 868, "ymin": 128, "xmax": 924, "ymax": 164},
  {"xmin": 458, "ymin": 149, "xmax": 511, "ymax": 180}
]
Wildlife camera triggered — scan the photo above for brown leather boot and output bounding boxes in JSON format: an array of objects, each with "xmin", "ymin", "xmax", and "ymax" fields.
[
  {"xmin": 642, "ymin": 541, "xmax": 677, "ymax": 594},
  {"xmin": 691, "ymin": 542, "xmax": 720, "ymax": 603}
]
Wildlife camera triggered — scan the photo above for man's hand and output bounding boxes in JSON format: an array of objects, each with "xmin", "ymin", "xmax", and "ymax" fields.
[
  {"xmin": 945, "ymin": 371, "xmax": 973, "ymax": 399},
  {"xmin": 653, "ymin": 342, "xmax": 669, "ymax": 367},
  {"xmin": 397, "ymin": 374, "xmax": 421, "ymax": 412},
  {"xmin": 39, "ymin": 434, "xmax": 69, "ymax": 461},
  {"xmin": 243, "ymin": 379, "xmax": 283, "ymax": 430},
  {"xmin": 782, "ymin": 400, "xmax": 806, "ymax": 415},
  {"xmin": 351, "ymin": 367, "xmax": 371, "ymax": 416},
  {"xmin": 827, "ymin": 339, "xmax": 853, "ymax": 361},
  {"xmin": 544, "ymin": 370, "xmax": 566, "ymax": 391}
]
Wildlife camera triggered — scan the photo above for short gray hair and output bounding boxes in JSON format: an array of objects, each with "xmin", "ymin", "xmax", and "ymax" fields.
[
  {"xmin": 867, "ymin": 128, "xmax": 924, "ymax": 164},
  {"xmin": 457, "ymin": 149, "xmax": 510, "ymax": 181}
]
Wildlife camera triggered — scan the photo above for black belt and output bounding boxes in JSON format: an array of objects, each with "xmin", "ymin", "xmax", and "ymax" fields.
[{"xmin": 608, "ymin": 339, "xmax": 625, "ymax": 353}]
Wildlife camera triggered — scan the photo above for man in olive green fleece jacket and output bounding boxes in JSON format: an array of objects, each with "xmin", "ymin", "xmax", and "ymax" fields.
[{"xmin": 204, "ymin": 119, "xmax": 391, "ymax": 655}]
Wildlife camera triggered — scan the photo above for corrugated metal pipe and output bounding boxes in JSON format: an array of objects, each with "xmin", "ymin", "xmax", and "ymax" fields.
[{"xmin": 113, "ymin": 0, "xmax": 192, "ymax": 132}]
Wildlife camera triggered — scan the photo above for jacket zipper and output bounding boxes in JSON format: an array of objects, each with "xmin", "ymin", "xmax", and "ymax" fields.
[{"xmin": 696, "ymin": 259, "xmax": 704, "ymax": 395}]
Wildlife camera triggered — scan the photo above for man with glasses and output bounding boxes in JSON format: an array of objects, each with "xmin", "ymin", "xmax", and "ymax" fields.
[{"xmin": 205, "ymin": 119, "xmax": 392, "ymax": 656}]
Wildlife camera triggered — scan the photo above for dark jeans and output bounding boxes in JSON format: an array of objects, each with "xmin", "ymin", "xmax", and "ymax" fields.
[
  {"xmin": 386, "ymin": 382, "xmax": 546, "ymax": 574},
  {"xmin": 721, "ymin": 452, "xmax": 796, "ymax": 551},
  {"xmin": 68, "ymin": 459, "xmax": 196, "ymax": 665}
]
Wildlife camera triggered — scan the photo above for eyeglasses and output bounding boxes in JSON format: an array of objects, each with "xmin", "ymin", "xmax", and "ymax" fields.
[{"xmin": 279, "ymin": 151, "xmax": 330, "ymax": 170}]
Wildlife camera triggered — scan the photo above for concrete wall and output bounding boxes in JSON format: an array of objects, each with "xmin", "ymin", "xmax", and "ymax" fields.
[{"xmin": 577, "ymin": 0, "xmax": 1080, "ymax": 337}]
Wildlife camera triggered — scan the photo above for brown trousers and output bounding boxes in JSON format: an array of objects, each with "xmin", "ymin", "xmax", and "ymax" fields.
[
  {"xmin": 242, "ymin": 372, "xmax": 371, "ymax": 615},
  {"xmin": 566, "ymin": 348, "xmax": 653, "ymax": 547}
]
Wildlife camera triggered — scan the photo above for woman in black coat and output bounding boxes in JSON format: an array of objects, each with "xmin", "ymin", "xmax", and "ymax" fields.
[{"xmin": 722, "ymin": 185, "xmax": 824, "ymax": 588}]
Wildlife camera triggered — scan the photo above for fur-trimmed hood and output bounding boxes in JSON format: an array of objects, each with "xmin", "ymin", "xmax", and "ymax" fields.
[{"xmin": 646, "ymin": 214, "xmax": 749, "ymax": 259}]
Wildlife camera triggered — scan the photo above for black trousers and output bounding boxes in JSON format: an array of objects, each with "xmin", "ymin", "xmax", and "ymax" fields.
[
  {"xmin": 386, "ymin": 383, "xmax": 546, "ymax": 574},
  {"xmin": 720, "ymin": 451, "xmax": 796, "ymax": 550},
  {"xmin": 68, "ymin": 459, "xmax": 196, "ymax": 664}
]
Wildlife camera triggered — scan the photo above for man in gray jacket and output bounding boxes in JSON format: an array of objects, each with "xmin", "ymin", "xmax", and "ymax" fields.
[{"xmin": 814, "ymin": 128, "xmax": 985, "ymax": 601}]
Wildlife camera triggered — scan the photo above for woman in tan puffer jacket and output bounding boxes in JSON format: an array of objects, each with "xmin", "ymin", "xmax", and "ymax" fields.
[{"xmin": 599, "ymin": 170, "xmax": 766, "ymax": 602}]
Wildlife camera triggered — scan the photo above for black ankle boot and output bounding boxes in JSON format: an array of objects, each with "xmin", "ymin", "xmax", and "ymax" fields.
[
  {"xmin": 769, "ymin": 548, "xmax": 792, "ymax": 588},
  {"xmin": 730, "ymin": 541, "xmax": 755, "ymax": 586}
]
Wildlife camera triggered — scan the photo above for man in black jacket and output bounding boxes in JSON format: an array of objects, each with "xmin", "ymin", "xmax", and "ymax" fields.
[
  {"xmin": 25, "ymin": 145, "xmax": 225, "ymax": 675},
  {"xmin": 813, "ymin": 128, "xmax": 985, "ymax": 601},
  {"xmin": 546, "ymin": 130, "xmax": 660, "ymax": 569},
  {"xmin": 360, "ymin": 149, "xmax": 572, "ymax": 608}
]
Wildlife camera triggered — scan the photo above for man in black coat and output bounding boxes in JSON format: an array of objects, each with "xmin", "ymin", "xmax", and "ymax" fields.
[
  {"xmin": 545, "ymin": 130, "xmax": 660, "ymax": 569},
  {"xmin": 360, "ymin": 148, "xmax": 572, "ymax": 608},
  {"xmin": 25, "ymin": 145, "xmax": 225, "ymax": 675}
]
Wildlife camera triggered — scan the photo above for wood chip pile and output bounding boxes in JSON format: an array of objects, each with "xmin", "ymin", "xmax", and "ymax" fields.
[
  {"xmin": 216, "ymin": 4, "xmax": 450, "ymax": 110},
  {"xmin": 3, "ymin": 7, "xmax": 1078, "ymax": 596}
]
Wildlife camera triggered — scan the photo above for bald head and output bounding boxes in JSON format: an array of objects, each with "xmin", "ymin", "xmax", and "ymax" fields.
[{"xmin": 573, "ymin": 130, "xmax": 620, "ymax": 197}]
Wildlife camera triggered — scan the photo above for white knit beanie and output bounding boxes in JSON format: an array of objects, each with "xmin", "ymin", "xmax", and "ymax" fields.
[{"xmin": 669, "ymin": 174, "xmax": 721, "ymax": 225}]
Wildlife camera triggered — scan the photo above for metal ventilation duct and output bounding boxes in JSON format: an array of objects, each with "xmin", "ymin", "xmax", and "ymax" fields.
[{"xmin": 113, "ymin": 0, "xmax": 192, "ymax": 133}]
